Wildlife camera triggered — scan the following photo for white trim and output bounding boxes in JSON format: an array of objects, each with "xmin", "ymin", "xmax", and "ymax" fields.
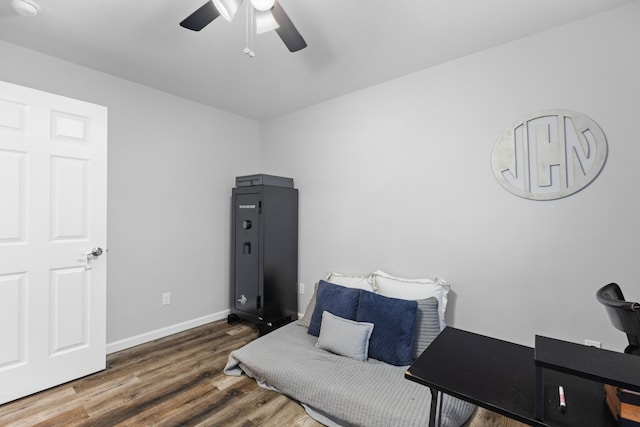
[{"xmin": 106, "ymin": 309, "xmax": 231, "ymax": 354}]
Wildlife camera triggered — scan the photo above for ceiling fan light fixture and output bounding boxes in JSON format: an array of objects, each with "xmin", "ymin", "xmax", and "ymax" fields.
[
  {"xmin": 10, "ymin": 0, "xmax": 40, "ymax": 16},
  {"xmin": 255, "ymin": 10, "xmax": 279, "ymax": 34},
  {"xmin": 212, "ymin": 0, "xmax": 241, "ymax": 21},
  {"xmin": 250, "ymin": 0, "xmax": 275, "ymax": 12}
]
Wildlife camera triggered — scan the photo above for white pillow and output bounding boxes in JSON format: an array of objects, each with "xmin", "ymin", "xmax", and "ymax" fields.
[
  {"xmin": 326, "ymin": 272, "xmax": 375, "ymax": 292},
  {"xmin": 316, "ymin": 311, "xmax": 374, "ymax": 362},
  {"xmin": 372, "ymin": 270, "xmax": 450, "ymax": 330}
]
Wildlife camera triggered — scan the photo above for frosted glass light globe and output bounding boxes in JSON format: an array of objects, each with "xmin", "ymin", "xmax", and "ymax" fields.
[{"xmin": 250, "ymin": 0, "xmax": 275, "ymax": 12}]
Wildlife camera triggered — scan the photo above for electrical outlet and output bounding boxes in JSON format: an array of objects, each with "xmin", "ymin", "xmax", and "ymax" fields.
[
  {"xmin": 299, "ymin": 283, "xmax": 305, "ymax": 295},
  {"xmin": 162, "ymin": 292, "xmax": 171, "ymax": 305},
  {"xmin": 584, "ymin": 339, "xmax": 601, "ymax": 348}
]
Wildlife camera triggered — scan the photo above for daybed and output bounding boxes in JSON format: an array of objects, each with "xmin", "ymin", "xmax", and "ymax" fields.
[{"xmin": 224, "ymin": 271, "xmax": 476, "ymax": 427}]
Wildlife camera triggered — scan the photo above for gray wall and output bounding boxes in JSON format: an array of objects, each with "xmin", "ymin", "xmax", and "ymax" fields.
[
  {"xmin": 0, "ymin": 41, "xmax": 261, "ymax": 347},
  {"xmin": 260, "ymin": 2, "xmax": 640, "ymax": 349}
]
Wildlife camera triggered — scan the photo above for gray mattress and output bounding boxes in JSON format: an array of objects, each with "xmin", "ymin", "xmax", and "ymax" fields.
[{"xmin": 224, "ymin": 322, "xmax": 475, "ymax": 427}]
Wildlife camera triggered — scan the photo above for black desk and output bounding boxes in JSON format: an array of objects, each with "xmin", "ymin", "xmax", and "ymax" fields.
[
  {"xmin": 534, "ymin": 335, "xmax": 640, "ymax": 421},
  {"xmin": 405, "ymin": 327, "xmax": 617, "ymax": 427}
]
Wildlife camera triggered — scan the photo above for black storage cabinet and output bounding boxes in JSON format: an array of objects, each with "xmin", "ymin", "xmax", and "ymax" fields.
[{"xmin": 228, "ymin": 175, "xmax": 298, "ymax": 334}]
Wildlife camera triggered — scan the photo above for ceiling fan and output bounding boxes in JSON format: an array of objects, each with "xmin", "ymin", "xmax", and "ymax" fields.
[{"xmin": 180, "ymin": 0, "xmax": 307, "ymax": 53}]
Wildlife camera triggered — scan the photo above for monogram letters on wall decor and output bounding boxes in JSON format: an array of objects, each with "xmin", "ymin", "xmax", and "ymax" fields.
[{"xmin": 491, "ymin": 109, "xmax": 608, "ymax": 200}]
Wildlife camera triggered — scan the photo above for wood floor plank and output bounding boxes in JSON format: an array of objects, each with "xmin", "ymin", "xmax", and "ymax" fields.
[
  {"xmin": 29, "ymin": 406, "xmax": 90, "ymax": 427},
  {"xmin": 113, "ymin": 379, "xmax": 220, "ymax": 426},
  {"xmin": 210, "ymin": 372, "xmax": 247, "ymax": 391},
  {"xmin": 246, "ymin": 393, "xmax": 310, "ymax": 427},
  {"xmin": 77, "ymin": 376, "xmax": 143, "ymax": 420},
  {"xmin": 191, "ymin": 379, "xmax": 285, "ymax": 427},
  {"xmin": 0, "ymin": 385, "xmax": 78, "ymax": 424}
]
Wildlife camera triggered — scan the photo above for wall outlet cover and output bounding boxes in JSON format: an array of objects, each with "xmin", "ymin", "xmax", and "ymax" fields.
[
  {"xmin": 584, "ymin": 339, "xmax": 601, "ymax": 348},
  {"xmin": 162, "ymin": 292, "xmax": 171, "ymax": 305}
]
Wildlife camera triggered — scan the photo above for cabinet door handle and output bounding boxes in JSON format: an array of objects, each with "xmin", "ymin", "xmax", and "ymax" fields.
[{"xmin": 243, "ymin": 242, "xmax": 251, "ymax": 255}]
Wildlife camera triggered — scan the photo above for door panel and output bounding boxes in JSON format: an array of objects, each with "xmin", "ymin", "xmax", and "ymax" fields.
[
  {"xmin": 0, "ymin": 150, "xmax": 26, "ymax": 243},
  {"xmin": 50, "ymin": 156, "xmax": 89, "ymax": 240},
  {"xmin": 234, "ymin": 193, "xmax": 261, "ymax": 317},
  {"xmin": 50, "ymin": 267, "xmax": 88, "ymax": 355},
  {"xmin": 0, "ymin": 273, "xmax": 26, "ymax": 370},
  {"xmin": 0, "ymin": 80, "xmax": 107, "ymax": 404}
]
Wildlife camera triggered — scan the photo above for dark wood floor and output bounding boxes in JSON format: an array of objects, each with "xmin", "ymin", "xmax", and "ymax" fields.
[
  {"xmin": 0, "ymin": 320, "xmax": 323, "ymax": 426},
  {"xmin": 0, "ymin": 319, "xmax": 523, "ymax": 427}
]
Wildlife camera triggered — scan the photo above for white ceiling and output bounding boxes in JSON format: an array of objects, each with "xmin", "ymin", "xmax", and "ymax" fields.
[{"xmin": 0, "ymin": 0, "xmax": 635, "ymax": 120}]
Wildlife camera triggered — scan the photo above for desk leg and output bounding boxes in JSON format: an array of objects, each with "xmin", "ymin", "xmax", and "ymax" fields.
[
  {"xmin": 535, "ymin": 365, "xmax": 544, "ymax": 421},
  {"xmin": 429, "ymin": 388, "xmax": 442, "ymax": 427}
]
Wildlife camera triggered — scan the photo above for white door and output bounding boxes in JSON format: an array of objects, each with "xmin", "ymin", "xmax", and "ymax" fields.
[{"xmin": 0, "ymin": 80, "xmax": 107, "ymax": 404}]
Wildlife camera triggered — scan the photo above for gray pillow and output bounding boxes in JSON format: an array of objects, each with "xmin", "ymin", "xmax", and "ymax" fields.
[
  {"xmin": 297, "ymin": 282, "xmax": 319, "ymax": 327},
  {"xmin": 316, "ymin": 311, "xmax": 374, "ymax": 362},
  {"xmin": 412, "ymin": 297, "xmax": 441, "ymax": 360}
]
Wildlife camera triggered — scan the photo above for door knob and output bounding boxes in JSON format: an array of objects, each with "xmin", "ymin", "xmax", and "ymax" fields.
[
  {"xmin": 85, "ymin": 247, "xmax": 103, "ymax": 257},
  {"xmin": 82, "ymin": 247, "xmax": 103, "ymax": 270}
]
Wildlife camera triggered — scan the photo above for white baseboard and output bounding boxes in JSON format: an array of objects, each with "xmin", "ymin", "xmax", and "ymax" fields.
[{"xmin": 106, "ymin": 309, "xmax": 231, "ymax": 354}]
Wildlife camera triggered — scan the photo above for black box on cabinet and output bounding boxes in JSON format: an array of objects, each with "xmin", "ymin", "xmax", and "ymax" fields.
[
  {"xmin": 235, "ymin": 174, "xmax": 294, "ymax": 188},
  {"xmin": 229, "ymin": 176, "xmax": 298, "ymax": 334}
]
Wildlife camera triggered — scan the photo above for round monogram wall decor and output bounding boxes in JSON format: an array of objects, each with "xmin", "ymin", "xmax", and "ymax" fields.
[{"xmin": 491, "ymin": 109, "xmax": 608, "ymax": 200}]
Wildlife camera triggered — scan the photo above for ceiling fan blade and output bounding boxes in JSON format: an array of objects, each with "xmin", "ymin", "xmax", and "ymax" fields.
[
  {"xmin": 271, "ymin": 1, "xmax": 307, "ymax": 52},
  {"xmin": 180, "ymin": 1, "xmax": 220, "ymax": 31}
]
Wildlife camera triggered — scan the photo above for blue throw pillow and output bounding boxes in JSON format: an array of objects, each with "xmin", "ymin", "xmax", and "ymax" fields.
[
  {"xmin": 356, "ymin": 290, "xmax": 418, "ymax": 366},
  {"xmin": 308, "ymin": 280, "xmax": 361, "ymax": 337}
]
